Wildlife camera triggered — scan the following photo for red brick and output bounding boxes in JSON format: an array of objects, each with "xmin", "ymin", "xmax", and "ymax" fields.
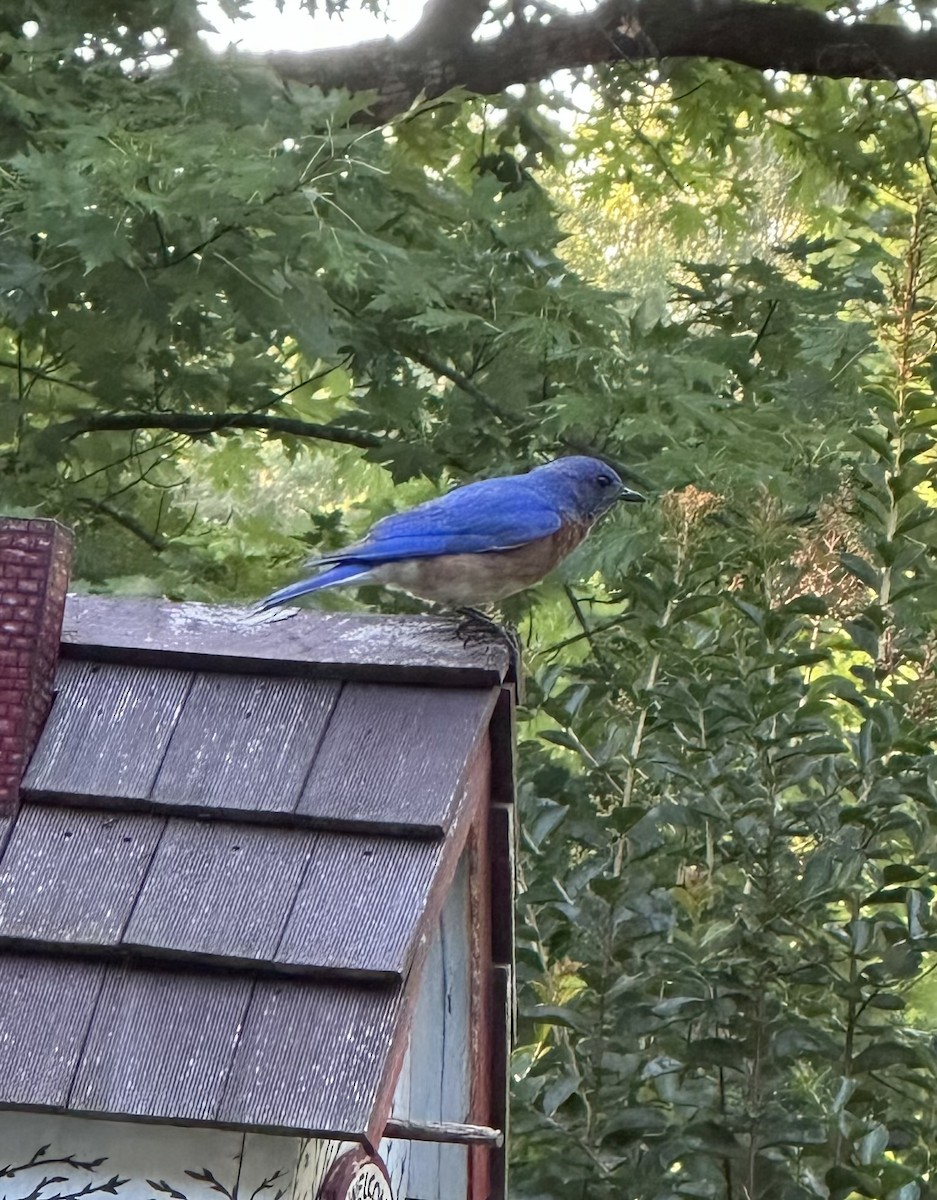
[{"xmin": 0, "ymin": 517, "xmax": 73, "ymax": 815}]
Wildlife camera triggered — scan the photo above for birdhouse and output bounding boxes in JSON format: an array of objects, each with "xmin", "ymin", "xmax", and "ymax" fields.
[{"xmin": 0, "ymin": 518, "xmax": 515, "ymax": 1200}]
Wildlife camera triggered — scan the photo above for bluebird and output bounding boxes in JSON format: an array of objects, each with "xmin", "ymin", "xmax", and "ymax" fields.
[{"xmin": 258, "ymin": 455, "xmax": 644, "ymax": 611}]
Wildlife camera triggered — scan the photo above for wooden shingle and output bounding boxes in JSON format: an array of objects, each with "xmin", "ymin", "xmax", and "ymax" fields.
[
  {"xmin": 1, "ymin": 593, "xmax": 515, "ymax": 1155},
  {"xmin": 61, "ymin": 595, "xmax": 513, "ymax": 688},
  {"xmin": 216, "ymin": 978, "xmax": 403, "ymax": 1135},
  {"xmin": 23, "ymin": 660, "xmax": 191, "ymax": 800},
  {"xmin": 297, "ymin": 683, "xmax": 495, "ymax": 834},
  {"xmin": 69, "ymin": 966, "xmax": 252, "ymax": 1121},
  {"xmin": 275, "ymin": 833, "xmax": 442, "ymax": 976},
  {"xmin": 0, "ymin": 955, "xmax": 104, "ymax": 1107},
  {"xmin": 0, "ymin": 804, "xmax": 162, "ymax": 946},
  {"xmin": 124, "ymin": 818, "xmax": 314, "ymax": 965},
  {"xmin": 151, "ymin": 673, "xmax": 340, "ymax": 812}
]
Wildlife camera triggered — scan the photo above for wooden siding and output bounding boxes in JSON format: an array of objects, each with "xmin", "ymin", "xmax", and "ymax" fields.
[
  {"xmin": 0, "ymin": 1108, "xmax": 316, "ymax": 1200},
  {"xmin": 386, "ymin": 859, "xmax": 472, "ymax": 1200}
]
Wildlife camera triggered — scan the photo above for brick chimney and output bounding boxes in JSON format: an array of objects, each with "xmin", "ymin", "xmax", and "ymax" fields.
[{"xmin": 0, "ymin": 518, "xmax": 73, "ymax": 816}]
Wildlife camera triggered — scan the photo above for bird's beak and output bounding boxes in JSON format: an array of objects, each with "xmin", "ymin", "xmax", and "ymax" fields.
[{"xmin": 618, "ymin": 486, "xmax": 646, "ymax": 504}]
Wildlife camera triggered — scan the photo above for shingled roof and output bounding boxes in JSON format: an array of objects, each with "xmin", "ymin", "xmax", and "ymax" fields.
[{"xmin": 0, "ymin": 594, "xmax": 515, "ymax": 1146}]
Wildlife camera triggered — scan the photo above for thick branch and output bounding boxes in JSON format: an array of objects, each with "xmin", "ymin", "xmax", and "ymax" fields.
[
  {"xmin": 59, "ymin": 410, "xmax": 382, "ymax": 449},
  {"xmin": 263, "ymin": 0, "xmax": 937, "ymax": 121}
]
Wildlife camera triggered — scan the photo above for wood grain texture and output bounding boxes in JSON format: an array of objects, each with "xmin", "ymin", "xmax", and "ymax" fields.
[
  {"xmin": 0, "ymin": 803, "xmax": 163, "ymax": 946},
  {"xmin": 296, "ymin": 683, "xmax": 496, "ymax": 834},
  {"xmin": 151, "ymin": 673, "xmax": 340, "ymax": 813},
  {"xmin": 0, "ymin": 813, "xmax": 15, "ymax": 860},
  {"xmin": 123, "ymin": 818, "xmax": 315, "ymax": 963},
  {"xmin": 467, "ymin": 812, "xmax": 493, "ymax": 1200},
  {"xmin": 69, "ymin": 966, "xmax": 252, "ymax": 1121},
  {"xmin": 403, "ymin": 862, "xmax": 471, "ymax": 1200},
  {"xmin": 275, "ymin": 833, "xmax": 442, "ymax": 977},
  {"xmin": 23, "ymin": 659, "xmax": 191, "ymax": 800},
  {"xmin": 0, "ymin": 955, "xmax": 103, "ymax": 1106},
  {"xmin": 217, "ymin": 979, "xmax": 403, "ymax": 1135},
  {"xmin": 61, "ymin": 595, "xmax": 512, "ymax": 688},
  {"xmin": 365, "ymin": 734, "xmax": 492, "ymax": 1148}
]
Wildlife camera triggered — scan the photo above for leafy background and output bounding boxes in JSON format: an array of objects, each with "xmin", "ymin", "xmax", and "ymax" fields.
[{"xmin": 1, "ymin": 2, "xmax": 937, "ymax": 1196}]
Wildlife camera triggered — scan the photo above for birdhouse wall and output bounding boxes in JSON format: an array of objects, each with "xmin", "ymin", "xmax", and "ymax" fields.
[
  {"xmin": 382, "ymin": 852, "xmax": 473, "ymax": 1200},
  {"xmin": 0, "ymin": 1109, "xmax": 359, "ymax": 1200}
]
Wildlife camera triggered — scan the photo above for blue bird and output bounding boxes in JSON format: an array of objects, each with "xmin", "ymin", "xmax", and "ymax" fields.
[{"xmin": 258, "ymin": 455, "xmax": 645, "ymax": 611}]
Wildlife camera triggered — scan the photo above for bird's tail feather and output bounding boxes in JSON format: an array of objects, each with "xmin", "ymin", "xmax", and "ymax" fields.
[{"xmin": 256, "ymin": 562, "xmax": 371, "ymax": 612}]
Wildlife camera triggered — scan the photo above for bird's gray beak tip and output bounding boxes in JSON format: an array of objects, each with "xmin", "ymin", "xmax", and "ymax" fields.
[{"xmin": 620, "ymin": 489, "xmax": 646, "ymax": 504}]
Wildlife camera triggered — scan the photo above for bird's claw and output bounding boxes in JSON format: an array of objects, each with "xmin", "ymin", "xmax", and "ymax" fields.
[{"xmin": 454, "ymin": 608, "xmax": 521, "ymax": 660}]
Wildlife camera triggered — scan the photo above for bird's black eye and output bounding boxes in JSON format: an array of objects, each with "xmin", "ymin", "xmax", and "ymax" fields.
[{"xmin": 596, "ymin": 473, "xmax": 613, "ymax": 487}]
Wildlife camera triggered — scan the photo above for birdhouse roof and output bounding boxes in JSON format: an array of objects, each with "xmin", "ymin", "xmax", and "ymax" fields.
[{"xmin": 0, "ymin": 596, "xmax": 514, "ymax": 1143}]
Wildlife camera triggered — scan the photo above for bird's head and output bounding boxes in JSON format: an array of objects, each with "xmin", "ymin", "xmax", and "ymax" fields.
[{"xmin": 530, "ymin": 456, "xmax": 645, "ymax": 521}]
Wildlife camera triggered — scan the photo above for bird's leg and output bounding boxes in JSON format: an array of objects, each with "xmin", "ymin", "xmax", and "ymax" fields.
[
  {"xmin": 453, "ymin": 606, "xmax": 521, "ymax": 660},
  {"xmin": 454, "ymin": 606, "xmax": 503, "ymax": 641}
]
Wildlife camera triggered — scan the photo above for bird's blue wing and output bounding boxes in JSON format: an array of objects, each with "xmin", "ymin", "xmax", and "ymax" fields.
[{"xmin": 320, "ymin": 476, "xmax": 562, "ymax": 564}]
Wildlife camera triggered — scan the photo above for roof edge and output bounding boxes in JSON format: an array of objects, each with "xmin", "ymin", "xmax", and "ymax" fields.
[{"xmin": 61, "ymin": 595, "xmax": 514, "ymax": 688}]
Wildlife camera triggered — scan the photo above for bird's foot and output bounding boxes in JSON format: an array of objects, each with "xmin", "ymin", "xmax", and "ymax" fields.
[{"xmin": 454, "ymin": 607, "xmax": 521, "ymax": 659}]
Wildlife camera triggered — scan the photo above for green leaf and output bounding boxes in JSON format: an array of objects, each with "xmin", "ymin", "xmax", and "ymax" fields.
[{"xmin": 841, "ymin": 552, "xmax": 880, "ymax": 590}]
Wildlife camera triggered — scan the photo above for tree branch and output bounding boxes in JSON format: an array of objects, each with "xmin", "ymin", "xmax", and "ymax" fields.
[
  {"xmin": 262, "ymin": 0, "xmax": 937, "ymax": 122},
  {"xmin": 404, "ymin": 346, "xmax": 512, "ymax": 422},
  {"xmin": 0, "ymin": 357, "xmax": 96, "ymax": 395},
  {"xmin": 58, "ymin": 410, "xmax": 382, "ymax": 449},
  {"xmin": 80, "ymin": 499, "xmax": 169, "ymax": 551}
]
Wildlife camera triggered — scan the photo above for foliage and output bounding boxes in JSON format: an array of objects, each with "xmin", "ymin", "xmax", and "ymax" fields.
[
  {"xmin": 1, "ymin": 4, "xmax": 937, "ymax": 1199},
  {"xmin": 511, "ymin": 199, "xmax": 937, "ymax": 1199}
]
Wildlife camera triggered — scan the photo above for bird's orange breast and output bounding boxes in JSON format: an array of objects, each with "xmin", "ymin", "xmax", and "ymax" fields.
[{"xmin": 372, "ymin": 520, "xmax": 594, "ymax": 605}]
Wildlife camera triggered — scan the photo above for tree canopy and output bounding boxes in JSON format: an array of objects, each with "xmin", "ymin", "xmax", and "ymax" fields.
[{"xmin": 2, "ymin": 1, "xmax": 937, "ymax": 1197}]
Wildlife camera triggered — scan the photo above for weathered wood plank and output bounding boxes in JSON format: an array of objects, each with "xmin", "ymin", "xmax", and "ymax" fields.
[
  {"xmin": 151, "ymin": 673, "xmax": 340, "ymax": 813},
  {"xmin": 467, "ymin": 808, "xmax": 493, "ymax": 1200},
  {"xmin": 404, "ymin": 858, "xmax": 471, "ymax": 1200},
  {"xmin": 296, "ymin": 684, "xmax": 496, "ymax": 834},
  {"xmin": 0, "ymin": 804, "xmax": 163, "ymax": 946},
  {"xmin": 123, "ymin": 818, "xmax": 315, "ymax": 964},
  {"xmin": 23, "ymin": 660, "xmax": 191, "ymax": 801},
  {"xmin": 69, "ymin": 966, "xmax": 252, "ymax": 1121},
  {"xmin": 275, "ymin": 833, "xmax": 442, "ymax": 977},
  {"xmin": 0, "ymin": 955, "xmax": 104, "ymax": 1107},
  {"xmin": 61, "ymin": 595, "xmax": 512, "ymax": 688},
  {"xmin": 217, "ymin": 979, "xmax": 403, "ymax": 1136}
]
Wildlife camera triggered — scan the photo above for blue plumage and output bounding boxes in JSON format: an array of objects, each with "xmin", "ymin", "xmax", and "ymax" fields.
[{"xmin": 258, "ymin": 455, "xmax": 644, "ymax": 611}]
